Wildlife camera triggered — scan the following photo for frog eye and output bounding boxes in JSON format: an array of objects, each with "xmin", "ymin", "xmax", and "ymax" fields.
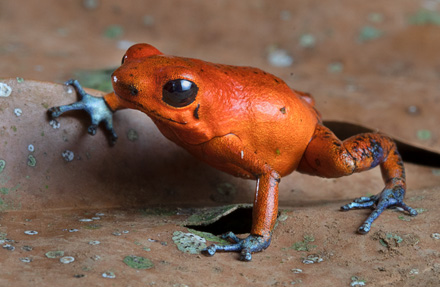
[
  {"xmin": 162, "ymin": 79, "xmax": 198, "ymax": 108},
  {"xmin": 121, "ymin": 54, "xmax": 127, "ymax": 65}
]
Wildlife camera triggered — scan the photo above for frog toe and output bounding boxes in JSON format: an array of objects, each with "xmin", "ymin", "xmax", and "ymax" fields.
[
  {"xmin": 396, "ymin": 201, "xmax": 418, "ymax": 216},
  {"xmin": 341, "ymin": 198, "xmax": 375, "ymax": 211},
  {"xmin": 48, "ymin": 79, "xmax": 117, "ymax": 144},
  {"xmin": 202, "ymin": 233, "xmax": 271, "ymax": 261},
  {"xmin": 47, "ymin": 106, "xmax": 62, "ymax": 118},
  {"xmin": 87, "ymin": 124, "xmax": 98, "ymax": 135},
  {"xmin": 221, "ymin": 231, "xmax": 241, "ymax": 243},
  {"xmin": 341, "ymin": 184, "xmax": 417, "ymax": 234},
  {"xmin": 357, "ymin": 223, "xmax": 369, "ymax": 234},
  {"xmin": 202, "ymin": 243, "xmax": 254, "ymax": 261},
  {"xmin": 240, "ymin": 248, "xmax": 252, "ymax": 261}
]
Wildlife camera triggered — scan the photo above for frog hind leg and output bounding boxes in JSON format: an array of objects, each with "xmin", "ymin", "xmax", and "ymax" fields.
[
  {"xmin": 48, "ymin": 79, "xmax": 118, "ymax": 144},
  {"xmin": 297, "ymin": 124, "xmax": 417, "ymax": 234}
]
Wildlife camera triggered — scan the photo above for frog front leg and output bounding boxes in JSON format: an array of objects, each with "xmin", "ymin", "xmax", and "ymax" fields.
[
  {"xmin": 297, "ymin": 124, "xmax": 417, "ymax": 234},
  {"xmin": 48, "ymin": 79, "xmax": 120, "ymax": 144},
  {"xmin": 200, "ymin": 134, "xmax": 280, "ymax": 261}
]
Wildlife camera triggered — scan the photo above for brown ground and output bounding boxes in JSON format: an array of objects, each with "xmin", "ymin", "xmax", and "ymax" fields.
[{"xmin": 1, "ymin": 1, "xmax": 440, "ymax": 286}]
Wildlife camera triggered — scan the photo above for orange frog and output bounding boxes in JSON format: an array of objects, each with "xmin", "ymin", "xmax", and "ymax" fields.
[{"xmin": 48, "ymin": 44, "xmax": 417, "ymax": 261}]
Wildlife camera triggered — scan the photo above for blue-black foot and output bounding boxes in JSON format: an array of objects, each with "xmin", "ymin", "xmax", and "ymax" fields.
[
  {"xmin": 202, "ymin": 232, "xmax": 271, "ymax": 261},
  {"xmin": 341, "ymin": 183, "xmax": 417, "ymax": 234},
  {"xmin": 48, "ymin": 79, "xmax": 117, "ymax": 145}
]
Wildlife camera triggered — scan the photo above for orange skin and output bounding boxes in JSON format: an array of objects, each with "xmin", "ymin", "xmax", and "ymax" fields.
[{"xmin": 49, "ymin": 44, "xmax": 417, "ymax": 261}]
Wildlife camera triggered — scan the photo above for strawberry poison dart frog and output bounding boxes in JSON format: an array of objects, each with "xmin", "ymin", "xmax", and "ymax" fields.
[{"xmin": 48, "ymin": 44, "xmax": 417, "ymax": 261}]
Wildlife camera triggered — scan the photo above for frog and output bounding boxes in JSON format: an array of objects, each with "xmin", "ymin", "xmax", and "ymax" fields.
[{"xmin": 48, "ymin": 43, "xmax": 417, "ymax": 261}]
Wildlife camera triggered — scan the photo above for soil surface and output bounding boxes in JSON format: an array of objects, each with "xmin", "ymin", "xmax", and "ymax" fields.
[{"xmin": 1, "ymin": 1, "xmax": 440, "ymax": 286}]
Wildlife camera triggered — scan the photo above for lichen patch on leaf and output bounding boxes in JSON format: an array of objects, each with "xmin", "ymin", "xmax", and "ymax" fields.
[
  {"xmin": 172, "ymin": 231, "xmax": 207, "ymax": 254},
  {"xmin": 123, "ymin": 255, "xmax": 154, "ymax": 269}
]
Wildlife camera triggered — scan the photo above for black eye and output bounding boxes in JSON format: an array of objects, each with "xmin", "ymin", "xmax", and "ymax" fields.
[
  {"xmin": 162, "ymin": 79, "xmax": 198, "ymax": 107},
  {"xmin": 121, "ymin": 54, "xmax": 126, "ymax": 65}
]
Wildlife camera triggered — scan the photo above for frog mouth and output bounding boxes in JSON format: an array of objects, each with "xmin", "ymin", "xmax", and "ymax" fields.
[
  {"xmin": 150, "ymin": 110, "xmax": 188, "ymax": 125},
  {"xmin": 122, "ymin": 97, "xmax": 187, "ymax": 125}
]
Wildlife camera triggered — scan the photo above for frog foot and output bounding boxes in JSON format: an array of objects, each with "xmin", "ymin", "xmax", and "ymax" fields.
[
  {"xmin": 48, "ymin": 79, "xmax": 118, "ymax": 145},
  {"xmin": 340, "ymin": 180, "xmax": 418, "ymax": 234},
  {"xmin": 202, "ymin": 232, "xmax": 271, "ymax": 261}
]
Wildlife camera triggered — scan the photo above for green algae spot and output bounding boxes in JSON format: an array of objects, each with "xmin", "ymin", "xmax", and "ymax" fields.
[
  {"xmin": 139, "ymin": 207, "xmax": 176, "ymax": 217},
  {"xmin": 398, "ymin": 215, "xmax": 412, "ymax": 222},
  {"xmin": 103, "ymin": 25, "xmax": 124, "ymax": 39},
  {"xmin": 186, "ymin": 228, "xmax": 229, "ymax": 245},
  {"xmin": 1, "ymin": 184, "xmax": 20, "ymax": 195},
  {"xmin": 84, "ymin": 224, "xmax": 102, "ymax": 230},
  {"xmin": 27, "ymin": 155, "xmax": 37, "ymax": 167},
  {"xmin": 409, "ymin": 9, "xmax": 440, "ymax": 26},
  {"xmin": 327, "ymin": 62, "xmax": 344, "ymax": 73},
  {"xmin": 379, "ymin": 233, "xmax": 403, "ymax": 248},
  {"xmin": 16, "ymin": 77, "xmax": 24, "ymax": 83},
  {"xmin": 127, "ymin": 129, "xmax": 139, "ymax": 141},
  {"xmin": 417, "ymin": 129, "xmax": 431, "ymax": 140},
  {"xmin": 45, "ymin": 250, "xmax": 65, "ymax": 258},
  {"xmin": 291, "ymin": 234, "xmax": 316, "ymax": 251},
  {"xmin": 358, "ymin": 26, "xmax": 383, "ymax": 43},
  {"xmin": 299, "ymin": 34, "xmax": 316, "ymax": 48},
  {"xmin": 0, "ymin": 160, "xmax": 5, "ymax": 174},
  {"xmin": 123, "ymin": 255, "xmax": 154, "ymax": 270}
]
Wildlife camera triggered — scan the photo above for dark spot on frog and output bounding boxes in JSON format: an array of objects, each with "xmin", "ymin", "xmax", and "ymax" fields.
[
  {"xmin": 130, "ymin": 85, "xmax": 139, "ymax": 96},
  {"xmin": 280, "ymin": 107, "xmax": 286, "ymax": 114},
  {"xmin": 322, "ymin": 131, "xmax": 332, "ymax": 139},
  {"xmin": 193, "ymin": 104, "xmax": 200, "ymax": 120},
  {"xmin": 274, "ymin": 78, "xmax": 279, "ymax": 84},
  {"xmin": 315, "ymin": 158, "xmax": 321, "ymax": 167}
]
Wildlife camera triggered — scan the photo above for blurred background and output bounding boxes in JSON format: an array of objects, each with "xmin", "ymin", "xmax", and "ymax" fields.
[
  {"xmin": 0, "ymin": 3, "xmax": 439, "ymax": 284},
  {"xmin": 1, "ymin": 0, "xmax": 439, "ymax": 145}
]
